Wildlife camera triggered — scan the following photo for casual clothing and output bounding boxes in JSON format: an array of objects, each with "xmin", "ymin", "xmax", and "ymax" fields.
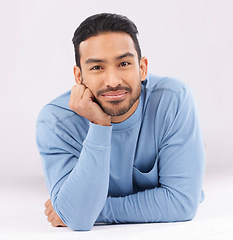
[{"xmin": 36, "ymin": 73, "xmax": 205, "ymax": 231}]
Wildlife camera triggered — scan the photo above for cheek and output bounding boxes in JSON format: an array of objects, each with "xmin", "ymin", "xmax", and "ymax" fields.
[
  {"xmin": 87, "ymin": 83, "xmax": 99, "ymax": 97},
  {"xmin": 82, "ymin": 76, "xmax": 100, "ymax": 94},
  {"xmin": 128, "ymin": 73, "xmax": 141, "ymax": 90}
]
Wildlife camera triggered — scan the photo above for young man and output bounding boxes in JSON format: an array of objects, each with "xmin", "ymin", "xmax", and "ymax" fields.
[{"xmin": 36, "ymin": 13, "xmax": 205, "ymax": 231}]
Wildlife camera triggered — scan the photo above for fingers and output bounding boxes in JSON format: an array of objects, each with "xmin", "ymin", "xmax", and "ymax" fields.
[
  {"xmin": 69, "ymin": 83, "xmax": 111, "ymax": 125},
  {"xmin": 69, "ymin": 83, "xmax": 95, "ymax": 112},
  {"xmin": 44, "ymin": 199, "xmax": 54, "ymax": 223},
  {"xmin": 44, "ymin": 199, "xmax": 51, "ymax": 208},
  {"xmin": 44, "ymin": 199, "xmax": 67, "ymax": 227},
  {"xmin": 69, "ymin": 84, "xmax": 86, "ymax": 111},
  {"xmin": 48, "ymin": 210, "xmax": 67, "ymax": 227},
  {"xmin": 82, "ymin": 87, "xmax": 95, "ymax": 102},
  {"xmin": 44, "ymin": 204, "xmax": 52, "ymax": 216},
  {"xmin": 44, "ymin": 199, "xmax": 52, "ymax": 216},
  {"xmin": 72, "ymin": 83, "xmax": 86, "ymax": 100},
  {"xmin": 47, "ymin": 211, "xmax": 54, "ymax": 222},
  {"xmin": 51, "ymin": 217, "xmax": 67, "ymax": 227}
]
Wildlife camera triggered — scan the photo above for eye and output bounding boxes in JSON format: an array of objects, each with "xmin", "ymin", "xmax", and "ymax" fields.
[
  {"xmin": 90, "ymin": 65, "xmax": 102, "ymax": 70},
  {"xmin": 119, "ymin": 61, "xmax": 131, "ymax": 67}
]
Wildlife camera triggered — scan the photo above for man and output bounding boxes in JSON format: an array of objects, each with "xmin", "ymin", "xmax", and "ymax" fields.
[{"xmin": 36, "ymin": 13, "xmax": 205, "ymax": 231}]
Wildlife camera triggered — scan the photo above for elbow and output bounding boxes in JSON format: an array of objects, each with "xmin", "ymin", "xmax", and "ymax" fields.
[
  {"xmin": 54, "ymin": 205, "xmax": 95, "ymax": 231},
  {"xmin": 163, "ymin": 189, "xmax": 200, "ymax": 223},
  {"xmin": 53, "ymin": 198, "xmax": 98, "ymax": 231},
  {"xmin": 174, "ymin": 198, "xmax": 199, "ymax": 222},
  {"xmin": 68, "ymin": 221, "xmax": 93, "ymax": 231},
  {"xmin": 59, "ymin": 213, "xmax": 95, "ymax": 231},
  {"xmin": 179, "ymin": 205, "xmax": 197, "ymax": 222}
]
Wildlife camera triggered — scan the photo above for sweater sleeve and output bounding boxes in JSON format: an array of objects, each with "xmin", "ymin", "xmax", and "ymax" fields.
[
  {"xmin": 96, "ymin": 86, "xmax": 205, "ymax": 224},
  {"xmin": 36, "ymin": 121, "xmax": 112, "ymax": 231}
]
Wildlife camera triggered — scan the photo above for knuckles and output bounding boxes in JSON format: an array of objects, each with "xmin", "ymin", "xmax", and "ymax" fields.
[{"xmin": 69, "ymin": 101, "xmax": 81, "ymax": 112}]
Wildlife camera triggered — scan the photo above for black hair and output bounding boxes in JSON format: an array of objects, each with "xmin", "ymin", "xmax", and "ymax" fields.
[{"xmin": 72, "ymin": 13, "xmax": 142, "ymax": 68}]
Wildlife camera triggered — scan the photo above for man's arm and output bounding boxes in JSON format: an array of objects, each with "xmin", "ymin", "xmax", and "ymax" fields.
[
  {"xmin": 96, "ymin": 86, "xmax": 205, "ymax": 224},
  {"xmin": 36, "ymin": 83, "xmax": 112, "ymax": 231}
]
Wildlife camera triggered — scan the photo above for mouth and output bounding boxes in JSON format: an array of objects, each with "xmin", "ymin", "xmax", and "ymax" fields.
[{"xmin": 101, "ymin": 90, "xmax": 128, "ymax": 100}]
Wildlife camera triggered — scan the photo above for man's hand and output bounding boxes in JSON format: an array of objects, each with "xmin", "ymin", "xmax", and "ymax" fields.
[
  {"xmin": 69, "ymin": 83, "xmax": 111, "ymax": 126},
  {"xmin": 44, "ymin": 199, "xmax": 67, "ymax": 227}
]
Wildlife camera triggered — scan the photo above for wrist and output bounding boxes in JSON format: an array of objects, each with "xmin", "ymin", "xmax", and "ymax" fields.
[
  {"xmin": 85, "ymin": 122, "xmax": 112, "ymax": 147},
  {"xmin": 92, "ymin": 116, "xmax": 111, "ymax": 126},
  {"xmin": 94, "ymin": 122, "xmax": 111, "ymax": 127}
]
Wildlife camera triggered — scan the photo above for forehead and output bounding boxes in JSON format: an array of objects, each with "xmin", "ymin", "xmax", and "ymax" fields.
[{"xmin": 79, "ymin": 32, "xmax": 137, "ymax": 61}]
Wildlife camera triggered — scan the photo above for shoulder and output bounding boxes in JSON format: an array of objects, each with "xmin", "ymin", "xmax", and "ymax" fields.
[
  {"xmin": 36, "ymin": 90, "xmax": 88, "ymax": 131},
  {"xmin": 36, "ymin": 90, "xmax": 88, "ymax": 152},
  {"xmin": 142, "ymin": 74, "xmax": 196, "ymax": 121},
  {"xmin": 143, "ymin": 73, "xmax": 194, "ymax": 110},
  {"xmin": 142, "ymin": 74, "xmax": 199, "ymax": 142},
  {"xmin": 37, "ymin": 90, "xmax": 73, "ymax": 129},
  {"xmin": 145, "ymin": 73, "xmax": 190, "ymax": 97}
]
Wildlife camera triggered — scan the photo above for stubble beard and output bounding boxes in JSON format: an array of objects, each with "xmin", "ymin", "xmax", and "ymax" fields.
[
  {"xmin": 81, "ymin": 74, "xmax": 142, "ymax": 117},
  {"xmin": 95, "ymin": 83, "xmax": 141, "ymax": 117}
]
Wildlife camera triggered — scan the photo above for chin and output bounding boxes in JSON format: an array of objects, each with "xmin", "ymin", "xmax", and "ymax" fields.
[
  {"xmin": 102, "ymin": 105, "xmax": 130, "ymax": 117},
  {"xmin": 101, "ymin": 98, "xmax": 137, "ymax": 117}
]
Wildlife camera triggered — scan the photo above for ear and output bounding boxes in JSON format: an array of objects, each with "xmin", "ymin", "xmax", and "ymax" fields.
[
  {"xmin": 139, "ymin": 57, "xmax": 148, "ymax": 82},
  {"xmin": 73, "ymin": 65, "xmax": 82, "ymax": 84}
]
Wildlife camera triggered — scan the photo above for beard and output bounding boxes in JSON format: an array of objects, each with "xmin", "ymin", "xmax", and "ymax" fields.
[
  {"xmin": 81, "ymin": 72, "xmax": 142, "ymax": 117},
  {"xmin": 95, "ymin": 83, "xmax": 141, "ymax": 117}
]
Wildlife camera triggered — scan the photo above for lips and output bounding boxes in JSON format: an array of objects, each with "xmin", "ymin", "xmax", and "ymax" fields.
[{"xmin": 102, "ymin": 90, "xmax": 127, "ymax": 100}]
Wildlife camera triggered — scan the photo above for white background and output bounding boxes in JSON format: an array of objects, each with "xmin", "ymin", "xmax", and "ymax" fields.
[
  {"xmin": 0, "ymin": 0, "xmax": 233, "ymax": 239},
  {"xmin": 0, "ymin": 0, "xmax": 233, "ymax": 180}
]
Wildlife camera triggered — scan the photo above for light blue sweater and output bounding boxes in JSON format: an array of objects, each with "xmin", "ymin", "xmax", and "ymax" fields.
[{"xmin": 36, "ymin": 73, "xmax": 205, "ymax": 231}]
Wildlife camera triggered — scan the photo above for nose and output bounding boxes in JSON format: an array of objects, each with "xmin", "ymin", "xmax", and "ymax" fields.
[{"xmin": 104, "ymin": 68, "xmax": 122, "ymax": 88}]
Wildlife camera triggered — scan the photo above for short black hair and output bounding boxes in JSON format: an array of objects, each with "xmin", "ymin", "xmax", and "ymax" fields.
[{"xmin": 72, "ymin": 13, "xmax": 142, "ymax": 68}]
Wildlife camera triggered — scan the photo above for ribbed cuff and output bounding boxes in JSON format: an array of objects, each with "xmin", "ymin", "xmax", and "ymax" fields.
[
  {"xmin": 97, "ymin": 197, "xmax": 117, "ymax": 223},
  {"xmin": 84, "ymin": 122, "xmax": 112, "ymax": 148}
]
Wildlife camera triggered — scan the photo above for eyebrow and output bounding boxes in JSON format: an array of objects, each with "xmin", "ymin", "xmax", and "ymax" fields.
[
  {"xmin": 85, "ymin": 52, "xmax": 135, "ymax": 64},
  {"xmin": 116, "ymin": 52, "xmax": 135, "ymax": 60}
]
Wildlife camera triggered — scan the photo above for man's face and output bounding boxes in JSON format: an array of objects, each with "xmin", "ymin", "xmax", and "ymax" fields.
[{"xmin": 75, "ymin": 32, "xmax": 147, "ymax": 118}]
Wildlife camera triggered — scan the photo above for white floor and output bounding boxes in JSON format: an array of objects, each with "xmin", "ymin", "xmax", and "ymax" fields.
[{"xmin": 1, "ymin": 173, "xmax": 233, "ymax": 240}]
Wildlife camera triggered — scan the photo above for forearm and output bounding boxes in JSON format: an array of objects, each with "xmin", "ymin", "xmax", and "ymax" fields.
[
  {"xmin": 97, "ymin": 89, "xmax": 205, "ymax": 224},
  {"xmin": 97, "ymin": 184, "xmax": 203, "ymax": 224},
  {"xmin": 51, "ymin": 123, "xmax": 112, "ymax": 230}
]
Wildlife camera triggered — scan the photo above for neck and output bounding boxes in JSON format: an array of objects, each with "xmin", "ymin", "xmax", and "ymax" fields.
[{"xmin": 111, "ymin": 99, "xmax": 140, "ymax": 123}]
